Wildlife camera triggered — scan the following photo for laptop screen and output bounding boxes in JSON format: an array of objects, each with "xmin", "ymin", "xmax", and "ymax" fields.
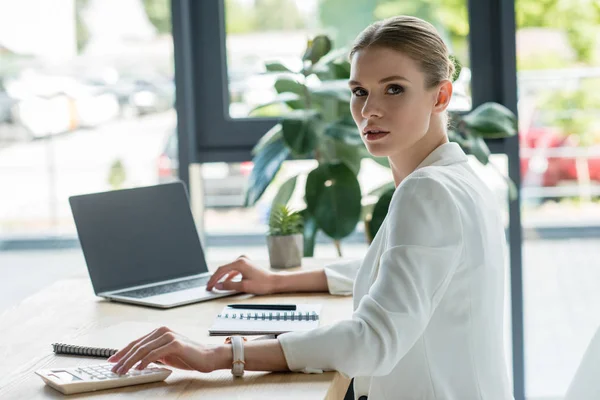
[{"xmin": 69, "ymin": 182, "xmax": 209, "ymax": 294}]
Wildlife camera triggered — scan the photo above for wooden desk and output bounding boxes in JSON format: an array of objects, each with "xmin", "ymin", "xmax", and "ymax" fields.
[{"xmin": 0, "ymin": 258, "xmax": 353, "ymax": 399}]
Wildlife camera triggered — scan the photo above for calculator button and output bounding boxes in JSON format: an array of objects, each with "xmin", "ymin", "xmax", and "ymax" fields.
[{"xmin": 141, "ymin": 370, "xmax": 155, "ymax": 375}]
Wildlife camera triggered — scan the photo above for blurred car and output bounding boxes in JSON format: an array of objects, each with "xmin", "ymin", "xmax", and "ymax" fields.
[
  {"xmin": 102, "ymin": 77, "xmax": 174, "ymax": 118},
  {"xmin": 157, "ymin": 130, "xmax": 254, "ymax": 208},
  {"xmin": 519, "ymin": 122, "xmax": 600, "ymax": 188}
]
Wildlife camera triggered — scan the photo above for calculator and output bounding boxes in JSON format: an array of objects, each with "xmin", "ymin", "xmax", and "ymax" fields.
[{"xmin": 35, "ymin": 363, "xmax": 172, "ymax": 395}]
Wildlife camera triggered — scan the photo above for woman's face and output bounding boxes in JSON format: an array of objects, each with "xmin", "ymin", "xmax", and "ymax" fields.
[{"xmin": 349, "ymin": 46, "xmax": 447, "ymax": 158}]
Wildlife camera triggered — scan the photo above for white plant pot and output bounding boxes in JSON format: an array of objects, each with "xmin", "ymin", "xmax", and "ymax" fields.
[{"xmin": 267, "ymin": 234, "xmax": 303, "ymax": 269}]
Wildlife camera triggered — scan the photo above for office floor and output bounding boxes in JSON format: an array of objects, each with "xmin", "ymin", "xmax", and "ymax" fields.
[{"xmin": 2, "ymin": 239, "xmax": 599, "ymax": 400}]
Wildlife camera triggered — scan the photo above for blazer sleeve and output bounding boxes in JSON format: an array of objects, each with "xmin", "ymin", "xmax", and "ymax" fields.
[
  {"xmin": 323, "ymin": 258, "xmax": 363, "ymax": 295},
  {"xmin": 277, "ymin": 174, "xmax": 464, "ymax": 377}
]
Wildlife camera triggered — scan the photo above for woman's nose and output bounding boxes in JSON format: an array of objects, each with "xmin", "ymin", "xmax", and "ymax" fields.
[{"xmin": 361, "ymin": 97, "xmax": 383, "ymax": 119}]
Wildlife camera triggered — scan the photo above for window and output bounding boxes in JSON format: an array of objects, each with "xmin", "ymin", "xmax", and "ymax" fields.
[
  {"xmin": 515, "ymin": 0, "xmax": 600, "ymax": 397},
  {"xmin": 0, "ymin": 0, "xmax": 175, "ymax": 237}
]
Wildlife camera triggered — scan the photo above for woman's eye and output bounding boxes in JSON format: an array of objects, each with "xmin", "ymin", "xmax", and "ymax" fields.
[
  {"xmin": 386, "ymin": 84, "xmax": 404, "ymax": 95},
  {"xmin": 352, "ymin": 87, "xmax": 367, "ymax": 97}
]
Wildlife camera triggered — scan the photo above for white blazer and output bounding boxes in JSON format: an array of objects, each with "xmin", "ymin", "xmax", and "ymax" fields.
[{"xmin": 278, "ymin": 143, "xmax": 514, "ymax": 400}]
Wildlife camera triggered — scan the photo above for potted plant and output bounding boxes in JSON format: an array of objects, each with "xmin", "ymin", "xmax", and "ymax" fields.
[
  {"xmin": 245, "ymin": 35, "xmax": 517, "ymax": 256},
  {"xmin": 267, "ymin": 205, "xmax": 304, "ymax": 269}
]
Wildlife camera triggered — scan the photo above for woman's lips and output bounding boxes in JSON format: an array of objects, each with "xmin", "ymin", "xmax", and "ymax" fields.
[{"xmin": 364, "ymin": 132, "xmax": 389, "ymax": 141}]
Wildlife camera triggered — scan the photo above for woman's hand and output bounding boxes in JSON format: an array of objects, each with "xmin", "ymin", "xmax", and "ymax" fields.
[
  {"xmin": 206, "ymin": 255, "xmax": 278, "ymax": 295},
  {"xmin": 108, "ymin": 326, "xmax": 225, "ymax": 375}
]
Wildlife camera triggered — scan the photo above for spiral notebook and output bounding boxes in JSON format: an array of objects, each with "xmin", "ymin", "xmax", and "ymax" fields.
[
  {"xmin": 52, "ymin": 343, "xmax": 118, "ymax": 358},
  {"xmin": 208, "ymin": 304, "xmax": 322, "ymax": 336}
]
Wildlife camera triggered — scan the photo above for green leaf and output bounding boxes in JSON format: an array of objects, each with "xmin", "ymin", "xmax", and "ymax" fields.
[
  {"xmin": 252, "ymin": 123, "xmax": 282, "ymax": 156},
  {"xmin": 265, "ymin": 62, "xmax": 293, "ymax": 73},
  {"xmin": 310, "ymin": 80, "xmax": 351, "ymax": 103},
  {"xmin": 468, "ymin": 136, "xmax": 491, "ymax": 165},
  {"xmin": 249, "ymin": 93, "xmax": 302, "ymax": 115},
  {"xmin": 305, "ymin": 162, "xmax": 362, "ymax": 239},
  {"xmin": 324, "ymin": 122, "xmax": 362, "ymax": 146},
  {"xmin": 271, "ymin": 175, "xmax": 298, "ymax": 210},
  {"xmin": 506, "ymin": 176, "xmax": 518, "ymax": 201},
  {"xmin": 299, "ymin": 209, "xmax": 318, "ymax": 257},
  {"xmin": 285, "ymin": 99, "xmax": 306, "ymax": 110},
  {"xmin": 281, "ymin": 111, "xmax": 319, "ymax": 156},
  {"xmin": 274, "ymin": 78, "xmax": 305, "ymax": 96},
  {"xmin": 313, "ymin": 46, "xmax": 349, "ymax": 67},
  {"xmin": 367, "ymin": 188, "xmax": 395, "ymax": 242},
  {"xmin": 331, "ymin": 61, "xmax": 351, "ymax": 79},
  {"xmin": 303, "ymin": 35, "xmax": 332, "ymax": 65},
  {"xmin": 245, "ymin": 136, "xmax": 290, "ymax": 206},
  {"xmin": 447, "ymin": 129, "xmax": 468, "ymax": 148},
  {"xmin": 461, "ymin": 102, "xmax": 518, "ymax": 139},
  {"xmin": 333, "ymin": 140, "xmax": 362, "ymax": 175},
  {"xmin": 268, "ymin": 204, "xmax": 303, "ymax": 236},
  {"xmin": 449, "ymin": 55, "xmax": 462, "ymax": 82}
]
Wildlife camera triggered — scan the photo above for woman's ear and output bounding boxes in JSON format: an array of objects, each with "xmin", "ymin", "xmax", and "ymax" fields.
[{"xmin": 433, "ymin": 80, "xmax": 453, "ymax": 113}]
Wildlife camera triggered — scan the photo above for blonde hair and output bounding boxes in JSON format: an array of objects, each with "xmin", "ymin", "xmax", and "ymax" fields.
[{"xmin": 349, "ymin": 16, "xmax": 455, "ymax": 89}]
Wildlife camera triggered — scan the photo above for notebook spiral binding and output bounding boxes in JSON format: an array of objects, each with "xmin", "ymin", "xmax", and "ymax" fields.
[
  {"xmin": 52, "ymin": 343, "xmax": 118, "ymax": 358},
  {"xmin": 217, "ymin": 311, "xmax": 319, "ymax": 321}
]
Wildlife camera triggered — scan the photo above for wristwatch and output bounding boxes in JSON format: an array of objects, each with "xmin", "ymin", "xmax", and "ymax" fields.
[{"xmin": 225, "ymin": 336, "xmax": 246, "ymax": 377}]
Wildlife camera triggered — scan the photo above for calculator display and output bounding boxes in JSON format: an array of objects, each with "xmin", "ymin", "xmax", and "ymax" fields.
[{"xmin": 49, "ymin": 370, "xmax": 82, "ymax": 382}]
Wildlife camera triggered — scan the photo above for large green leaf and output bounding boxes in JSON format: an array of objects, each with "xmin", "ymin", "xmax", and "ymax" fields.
[
  {"xmin": 281, "ymin": 111, "xmax": 319, "ymax": 156},
  {"xmin": 252, "ymin": 123, "xmax": 282, "ymax": 156},
  {"xmin": 275, "ymin": 78, "xmax": 305, "ymax": 96},
  {"xmin": 271, "ymin": 175, "xmax": 298, "ymax": 209},
  {"xmin": 367, "ymin": 188, "xmax": 395, "ymax": 242},
  {"xmin": 333, "ymin": 140, "xmax": 362, "ymax": 175},
  {"xmin": 303, "ymin": 35, "xmax": 332, "ymax": 65},
  {"xmin": 305, "ymin": 162, "xmax": 362, "ymax": 239},
  {"xmin": 324, "ymin": 122, "xmax": 363, "ymax": 146},
  {"xmin": 461, "ymin": 102, "xmax": 518, "ymax": 139},
  {"xmin": 299, "ymin": 209, "xmax": 318, "ymax": 257},
  {"xmin": 467, "ymin": 136, "xmax": 491, "ymax": 165},
  {"xmin": 265, "ymin": 62, "xmax": 293, "ymax": 73},
  {"xmin": 244, "ymin": 136, "xmax": 290, "ymax": 206}
]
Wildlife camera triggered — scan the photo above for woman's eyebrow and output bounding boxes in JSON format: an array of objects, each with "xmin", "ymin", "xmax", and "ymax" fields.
[{"xmin": 348, "ymin": 75, "xmax": 411, "ymax": 86}]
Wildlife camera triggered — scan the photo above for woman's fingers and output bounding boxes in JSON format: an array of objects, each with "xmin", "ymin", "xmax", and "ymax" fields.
[
  {"xmin": 224, "ymin": 271, "xmax": 241, "ymax": 281},
  {"xmin": 206, "ymin": 257, "xmax": 249, "ymax": 290},
  {"xmin": 110, "ymin": 327, "xmax": 171, "ymax": 371},
  {"xmin": 215, "ymin": 279, "xmax": 244, "ymax": 291},
  {"xmin": 107, "ymin": 327, "xmax": 164, "ymax": 363},
  {"xmin": 135, "ymin": 341, "xmax": 183, "ymax": 371},
  {"xmin": 112, "ymin": 331, "xmax": 175, "ymax": 374}
]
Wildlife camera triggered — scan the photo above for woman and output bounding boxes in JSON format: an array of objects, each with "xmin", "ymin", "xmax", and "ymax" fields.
[{"xmin": 109, "ymin": 16, "xmax": 513, "ymax": 399}]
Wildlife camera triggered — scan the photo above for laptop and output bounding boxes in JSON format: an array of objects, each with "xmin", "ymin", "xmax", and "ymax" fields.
[{"xmin": 68, "ymin": 181, "xmax": 239, "ymax": 308}]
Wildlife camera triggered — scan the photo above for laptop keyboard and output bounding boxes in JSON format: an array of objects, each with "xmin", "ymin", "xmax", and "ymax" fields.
[{"xmin": 117, "ymin": 276, "xmax": 211, "ymax": 299}]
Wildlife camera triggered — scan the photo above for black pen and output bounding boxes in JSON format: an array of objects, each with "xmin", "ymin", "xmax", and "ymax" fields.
[{"xmin": 227, "ymin": 304, "xmax": 297, "ymax": 311}]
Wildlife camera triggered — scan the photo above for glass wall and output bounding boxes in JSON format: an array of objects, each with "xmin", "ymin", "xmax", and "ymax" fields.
[
  {"xmin": 514, "ymin": 0, "xmax": 600, "ymax": 398},
  {"xmin": 0, "ymin": 0, "xmax": 176, "ymax": 237}
]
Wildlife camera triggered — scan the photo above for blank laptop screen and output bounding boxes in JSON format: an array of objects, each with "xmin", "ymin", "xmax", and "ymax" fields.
[{"xmin": 69, "ymin": 182, "xmax": 208, "ymax": 294}]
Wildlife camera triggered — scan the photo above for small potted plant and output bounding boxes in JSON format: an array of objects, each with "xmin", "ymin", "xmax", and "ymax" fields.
[{"xmin": 267, "ymin": 205, "xmax": 304, "ymax": 269}]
